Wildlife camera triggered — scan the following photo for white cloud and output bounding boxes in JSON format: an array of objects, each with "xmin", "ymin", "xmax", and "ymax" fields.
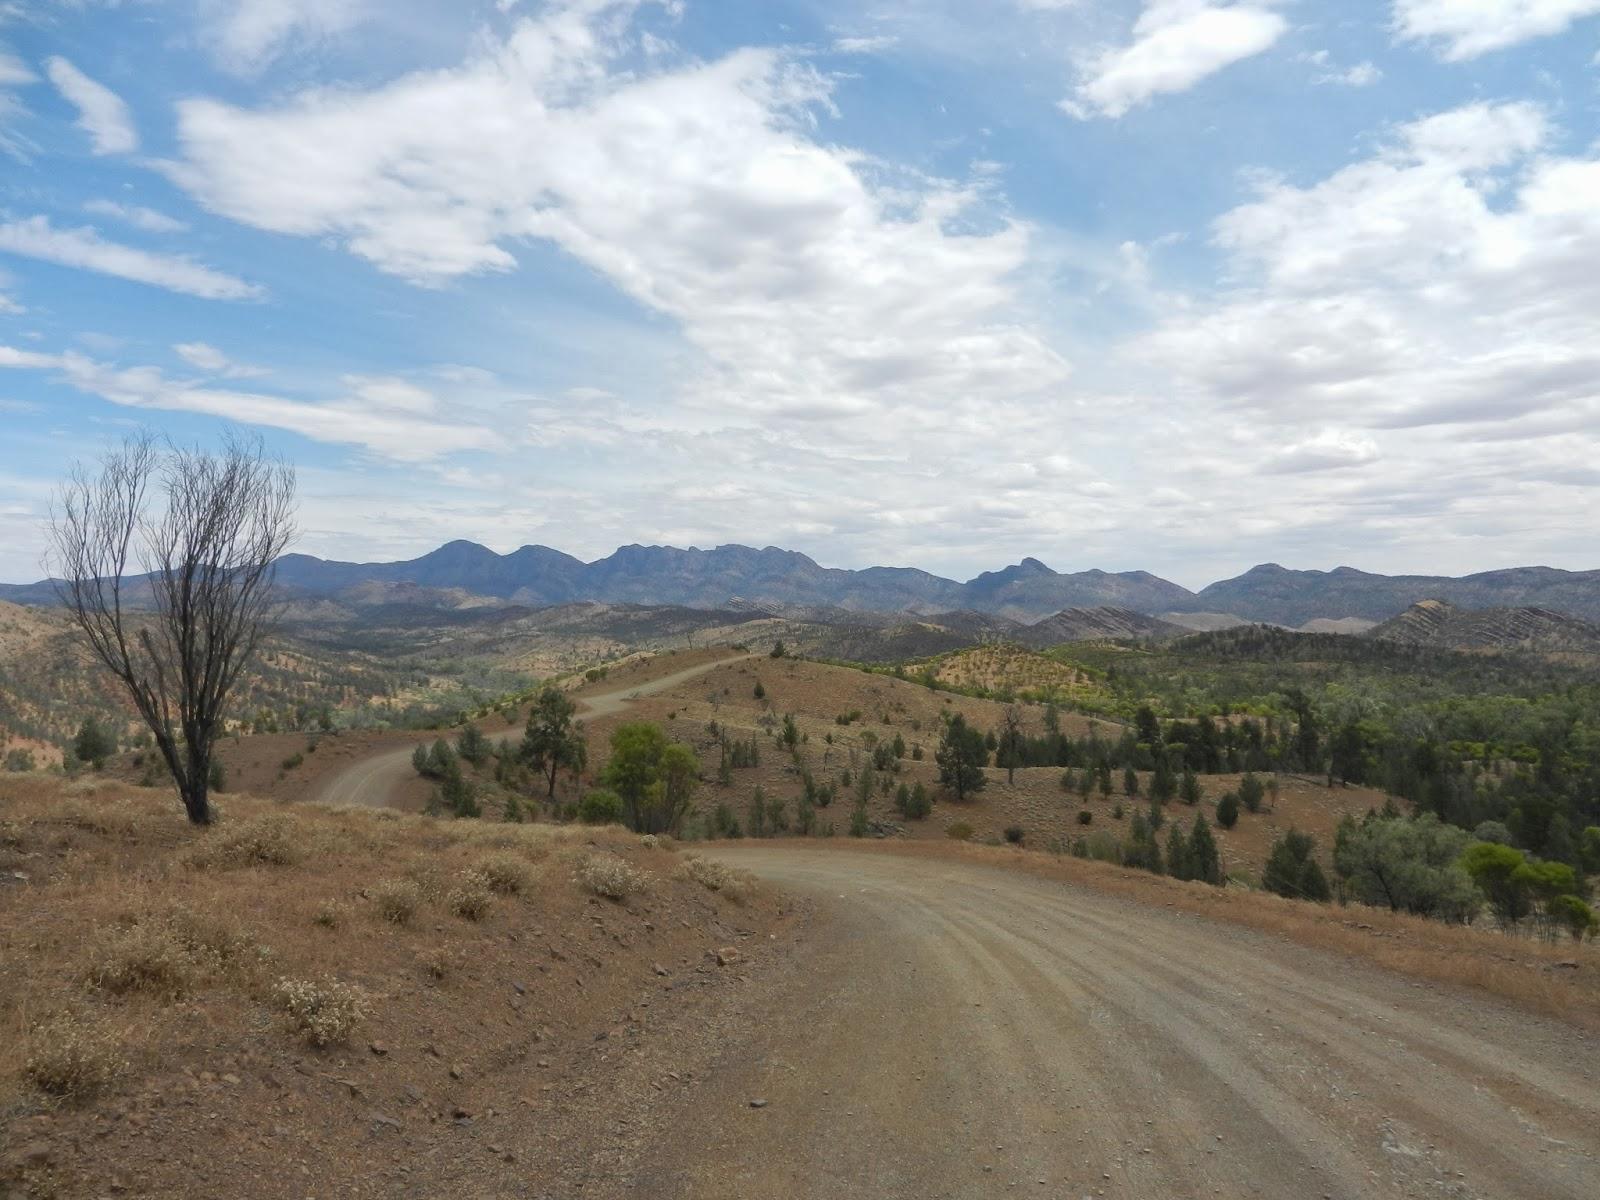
[
  {"xmin": 0, "ymin": 345, "xmax": 496, "ymax": 461},
  {"xmin": 1300, "ymin": 51, "xmax": 1383, "ymax": 86},
  {"xmin": 199, "ymin": 0, "xmax": 369, "ymax": 73},
  {"xmin": 0, "ymin": 216, "xmax": 262, "ymax": 300},
  {"xmin": 833, "ymin": 35, "xmax": 899, "ymax": 54},
  {"xmin": 174, "ymin": 341, "xmax": 268, "ymax": 378},
  {"xmin": 1122, "ymin": 101, "xmax": 1600, "ymax": 556},
  {"xmin": 1066, "ymin": 1, "xmax": 1288, "ymax": 119},
  {"xmin": 169, "ymin": 0, "xmax": 1067, "ymax": 424},
  {"xmin": 44, "ymin": 56, "xmax": 137, "ymax": 154},
  {"xmin": 0, "ymin": 43, "xmax": 32, "ymax": 87},
  {"xmin": 83, "ymin": 199, "xmax": 189, "ymax": 234},
  {"xmin": 1394, "ymin": 0, "xmax": 1600, "ymax": 60}
]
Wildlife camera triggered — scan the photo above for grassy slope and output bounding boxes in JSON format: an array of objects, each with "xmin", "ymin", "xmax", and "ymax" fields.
[{"xmin": 0, "ymin": 775, "xmax": 791, "ymax": 1197}]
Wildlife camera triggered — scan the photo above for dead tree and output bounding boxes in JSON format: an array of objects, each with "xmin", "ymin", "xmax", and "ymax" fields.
[{"xmin": 48, "ymin": 433, "xmax": 296, "ymax": 824}]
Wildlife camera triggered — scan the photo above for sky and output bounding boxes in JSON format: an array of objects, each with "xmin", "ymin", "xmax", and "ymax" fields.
[{"xmin": 0, "ymin": 0, "xmax": 1597, "ymax": 589}]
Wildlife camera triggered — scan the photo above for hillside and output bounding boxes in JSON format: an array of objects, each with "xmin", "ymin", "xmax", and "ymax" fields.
[
  {"xmin": 1368, "ymin": 599, "xmax": 1600, "ymax": 655},
  {"xmin": 1182, "ymin": 562, "xmax": 1600, "ymax": 625},
  {"xmin": 1016, "ymin": 606, "xmax": 1185, "ymax": 645},
  {"xmin": 0, "ymin": 775, "xmax": 792, "ymax": 1198}
]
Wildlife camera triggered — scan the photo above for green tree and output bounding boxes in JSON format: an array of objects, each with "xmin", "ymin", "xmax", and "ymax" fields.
[
  {"xmin": 770, "ymin": 640, "xmax": 786, "ymax": 658},
  {"xmin": 1179, "ymin": 768, "xmax": 1202, "ymax": 806},
  {"xmin": 521, "ymin": 687, "xmax": 588, "ymax": 804},
  {"xmin": 1333, "ymin": 814, "xmax": 1479, "ymax": 920},
  {"xmin": 1215, "ymin": 791, "xmax": 1240, "ymax": 830},
  {"xmin": 936, "ymin": 715, "xmax": 988, "ymax": 801},
  {"xmin": 456, "ymin": 722, "xmax": 490, "ymax": 768},
  {"xmin": 73, "ymin": 718, "xmax": 117, "ymax": 768},
  {"xmin": 1123, "ymin": 766, "xmax": 1139, "ymax": 798},
  {"xmin": 578, "ymin": 788, "xmax": 624, "ymax": 825},
  {"xmin": 1262, "ymin": 829, "xmax": 1330, "ymax": 901},
  {"xmin": 1165, "ymin": 822, "xmax": 1192, "ymax": 881},
  {"xmin": 1460, "ymin": 842, "xmax": 1533, "ymax": 926},
  {"xmin": 1187, "ymin": 814, "xmax": 1223, "ymax": 885},
  {"xmin": 600, "ymin": 722, "xmax": 698, "ymax": 835},
  {"xmin": 1238, "ymin": 773, "xmax": 1265, "ymax": 814}
]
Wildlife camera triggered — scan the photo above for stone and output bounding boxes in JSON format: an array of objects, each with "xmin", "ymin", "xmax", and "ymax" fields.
[
  {"xmin": 715, "ymin": 947, "xmax": 740, "ymax": 967},
  {"xmin": 748, "ymin": 1098, "xmax": 768, "ymax": 1109}
]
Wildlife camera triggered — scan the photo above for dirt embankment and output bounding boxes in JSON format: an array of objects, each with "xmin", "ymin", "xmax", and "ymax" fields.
[{"xmin": 0, "ymin": 777, "xmax": 799, "ymax": 1198}]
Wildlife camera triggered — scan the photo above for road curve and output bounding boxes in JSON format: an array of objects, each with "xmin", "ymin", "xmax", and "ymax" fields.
[
  {"xmin": 632, "ymin": 846, "xmax": 1599, "ymax": 1200},
  {"xmin": 311, "ymin": 653, "xmax": 754, "ymax": 808}
]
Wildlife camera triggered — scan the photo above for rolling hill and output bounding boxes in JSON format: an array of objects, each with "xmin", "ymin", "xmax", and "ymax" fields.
[{"xmin": 1367, "ymin": 599, "xmax": 1600, "ymax": 655}]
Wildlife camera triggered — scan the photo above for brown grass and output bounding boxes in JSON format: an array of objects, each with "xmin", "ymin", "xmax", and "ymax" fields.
[
  {"xmin": 823, "ymin": 839, "xmax": 1600, "ymax": 1030},
  {"xmin": 677, "ymin": 854, "xmax": 755, "ymax": 904}
]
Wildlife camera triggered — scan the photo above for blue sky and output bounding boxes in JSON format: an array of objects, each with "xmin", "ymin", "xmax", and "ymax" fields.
[{"xmin": 1, "ymin": 0, "xmax": 1597, "ymax": 588}]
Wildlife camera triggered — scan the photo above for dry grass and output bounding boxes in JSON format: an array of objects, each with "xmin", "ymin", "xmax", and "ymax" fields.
[
  {"xmin": 23, "ymin": 1009, "xmax": 128, "ymax": 1100},
  {"xmin": 272, "ymin": 976, "xmax": 367, "ymax": 1047},
  {"xmin": 81, "ymin": 906, "xmax": 261, "ymax": 998},
  {"xmin": 677, "ymin": 855, "xmax": 755, "ymax": 904},
  {"xmin": 578, "ymin": 853, "xmax": 648, "ymax": 900},
  {"xmin": 445, "ymin": 871, "xmax": 495, "ymax": 921},
  {"xmin": 371, "ymin": 878, "xmax": 422, "ymax": 925},
  {"xmin": 184, "ymin": 812, "xmax": 300, "ymax": 869},
  {"xmin": 475, "ymin": 851, "xmax": 534, "ymax": 895},
  {"xmin": 842, "ymin": 839, "xmax": 1600, "ymax": 1030}
]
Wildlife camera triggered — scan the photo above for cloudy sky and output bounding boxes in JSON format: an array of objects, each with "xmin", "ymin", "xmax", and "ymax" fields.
[{"xmin": 0, "ymin": 0, "xmax": 1597, "ymax": 587}]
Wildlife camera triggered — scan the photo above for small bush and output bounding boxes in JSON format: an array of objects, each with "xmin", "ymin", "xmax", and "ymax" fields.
[
  {"xmin": 372, "ymin": 878, "xmax": 421, "ymax": 925},
  {"xmin": 1003, "ymin": 825, "xmax": 1025, "ymax": 845},
  {"xmin": 578, "ymin": 788, "xmax": 625, "ymax": 825},
  {"xmin": 25, "ymin": 1011, "xmax": 126, "ymax": 1099},
  {"xmin": 84, "ymin": 922, "xmax": 192, "ymax": 997},
  {"xmin": 313, "ymin": 900, "xmax": 349, "ymax": 929},
  {"xmin": 272, "ymin": 976, "xmax": 367, "ymax": 1047},
  {"xmin": 281, "ymin": 753, "xmax": 304, "ymax": 771},
  {"xmin": 578, "ymin": 853, "xmax": 646, "ymax": 900},
  {"xmin": 188, "ymin": 814, "xmax": 299, "ymax": 869},
  {"xmin": 476, "ymin": 852, "xmax": 533, "ymax": 895},
  {"xmin": 678, "ymin": 855, "xmax": 755, "ymax": 904},
  {"xmin": 946, "ymin": 821, "xmax": 974, "ymax": 841},
  {"xmin": 1076, "ymin": 809, "xmax": 1093, "ymax": 825},
  {"xmin": 1216, "ymin": 792, "xmax": 1240, "ymax": 830},
  {"xmin": 446, "ymin": 871, "xmax": 495, "ymax": 920}
]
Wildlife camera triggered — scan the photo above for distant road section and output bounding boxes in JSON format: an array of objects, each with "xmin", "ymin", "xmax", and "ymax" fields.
[{"xmin": 312, "ymin": 651, "xmax": 753, "ymax": 809}]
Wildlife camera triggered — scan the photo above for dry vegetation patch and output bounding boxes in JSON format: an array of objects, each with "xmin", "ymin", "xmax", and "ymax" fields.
[{"xmin": 0, "ymin": 772, "xmax": 793, "ymax": 1199}]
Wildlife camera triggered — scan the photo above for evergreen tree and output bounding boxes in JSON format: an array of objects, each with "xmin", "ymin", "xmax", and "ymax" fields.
[
  {"xmin": 1180, "ymin": 768, "xmax": 1202, "ymax": 806},
  {"xmin": 936, "ymin": 714, "xmax": 988, "ymax": 801},
  {"xmin": 1166, "ymin": 823, "xmax": 1193, "ymax": 881},
  {"xmin": 521, "ymin": 687, "xmax": 588, "ymax": 803},
  {"xmin": 1215, "ymin": 791, "xmax": 1240, "ymax": 829},
  {"xmin": 1123, "ymin": 765, "xmax": 1139, "ymax": 798},
  {"xmin": 1188, "ymin": 814, "xmax": 1222, "ymax": 885}
]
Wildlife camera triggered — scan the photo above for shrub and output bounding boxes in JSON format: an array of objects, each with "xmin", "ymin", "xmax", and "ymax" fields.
[
  {"xmin": 1263, "ymin": 829, "xmax": 1331, "ymax": 901},
  {"xmin": 187, "ymin": 814, "xmax": 299, "ymax": 869},
  {"xmin": 313, "ymin": 900, "xmax": 349, "ymax": 929},
  {"xmin": 1239, "ymin": 774, "xmax": 1265, "ymax": 814},
  {"xmin": 272, "ymin": 976, "xmax": 367, "ymax": 1047},
  {"xmin": 446, "ymin": 871, "xmax": 495, "ymax": 920},
  {"xmin": 25, "ymin": 1011, "xmax": 126, "ymax": 1099},
  {"xmin": 946, "ymin": 821, "xmax": 974, "ymax": 841},
  {"xmin": 372, "ymin": 878, "xmax": 421, "ymax": 925},
  {"xmin": 1333, "ymin": 813, "xmax": 1479, "ymax": 921},
  {"xmin": 578, "ymin": 853, "xmax": 646, "ymax": 900},
  {"xmin": 1003, "ymin": 825, "xmax": 1024, "ymax": 845},
  {"xmin": 1549, "ymin": 894, "xmax": 1598, "ymax": 941},
  {"xmin": 84, "ymin": 921, "xmax": 193, "ymax": 997},
  {"xmin": 1076, "ymin": 809, "xmax": 1092, "ymax": 826},
  {"xmin": 1215, "ymin": 792, "xmax": 1240, "ymax": 830},
  {"xmin": 678, "ymin": 855, "xmax": 755, "ymax": 904},
  {"xmin": 575, "ymin": 787, "xmax": 623, "ymax": 825},
  {"xmin": 476, "ymin": 852, "xmax": 533, "ymax": 895}
]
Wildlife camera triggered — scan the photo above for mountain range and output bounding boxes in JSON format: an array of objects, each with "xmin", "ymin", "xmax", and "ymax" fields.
[{"xmin": 4, "ymin": 540, "xmax": 1599, "ymax": 626}]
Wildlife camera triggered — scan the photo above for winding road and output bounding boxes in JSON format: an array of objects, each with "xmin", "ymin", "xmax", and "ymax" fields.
[
  {"xmin": 632, "ymin": 846, "xmax": 1599, "ymax": 1200},
  {"xmin": 311, "ymin": 653, "xmax": 751, "ymax": 809}
]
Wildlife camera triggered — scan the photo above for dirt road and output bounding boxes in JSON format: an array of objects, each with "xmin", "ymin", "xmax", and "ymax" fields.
[
  {"xmin": 311, "ymin": 652, "xmax": 753, "ymax": 808},
  {"xmin": 628, "ymin": 846, "xmax": 1598, "ymax": 1199}
]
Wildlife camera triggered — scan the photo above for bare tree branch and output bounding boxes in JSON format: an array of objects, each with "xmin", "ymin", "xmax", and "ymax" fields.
[{"xmin": 47, "ymin": 433, "xmax": 297, "ymax": 825}]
